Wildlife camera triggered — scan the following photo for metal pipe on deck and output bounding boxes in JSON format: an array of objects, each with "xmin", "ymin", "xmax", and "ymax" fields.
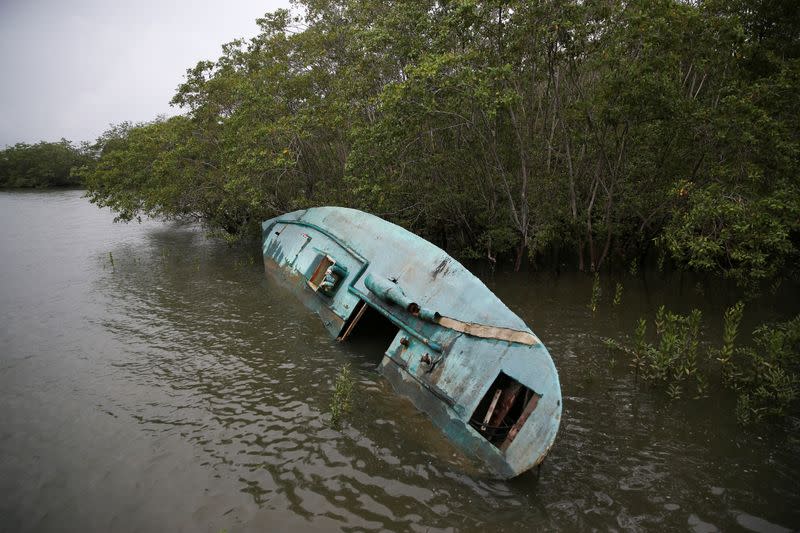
[{"xmin": 364, "ymin": 274, "xmax": 420, "ymax": 314}]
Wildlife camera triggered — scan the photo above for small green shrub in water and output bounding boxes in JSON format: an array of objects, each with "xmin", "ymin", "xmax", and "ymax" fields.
[
  {"xmin": 604, "ymin": 306, "xmax": 705, "ymax": 397},
  {"xmin": 629, "ymin": 258, "xmax": 639, "ymax": 277},
  {"xmin": 714, "ymin": 301, "xmax": 745, "ymax": 386},
  {"xmin": 606, "ymin": 303, "xmax": 800, "ymax": 425},
  {"xmin": 727, "ymin": 314, "xmax": 800, "ymax": 424},
  {"xmin": 613, "ymin": 282, "xmax": 623, "ymax": 306},
  {"xmin": 330, "ymin": 364, "xmax": 355, "ymax": 427},
  {"xmin": 589, "ymin": 273, "xmax": 601, "ymax": 313}
]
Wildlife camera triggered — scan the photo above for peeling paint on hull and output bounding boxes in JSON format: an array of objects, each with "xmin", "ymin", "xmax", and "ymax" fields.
[{"xmin": 262, "ymin": 207, "xmax": 562, "ymax": 478}]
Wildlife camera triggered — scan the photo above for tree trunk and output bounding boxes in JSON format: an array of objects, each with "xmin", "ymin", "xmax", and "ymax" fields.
[{"xmin": 514, "ymin": 240, "xmax": 526, "ymax": 272}]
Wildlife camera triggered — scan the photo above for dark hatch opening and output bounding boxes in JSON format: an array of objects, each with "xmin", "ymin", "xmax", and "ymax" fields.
[
  {"xmin": 337, "ymin": 300, "xmax": 399, "ymax": 363},
  {"xmin": 469, "ymin": 372, "xmax": 541, "ymax": 450}
]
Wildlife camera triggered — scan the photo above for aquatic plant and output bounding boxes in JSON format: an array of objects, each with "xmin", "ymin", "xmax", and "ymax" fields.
[
  {"xmin": 694, "ymin": 282, "xmax": 705, "ymax": 296},
  {"xmin": 613, "ymin": 282, "xmax": 623, "ymax": 306},
  {"xmin": 589, "ymin": 274, "xmax": 601, "ymax": 313},
  {"xmin": 604, "ymin": 306, "xmax": 705, "ymax": 397},
  {"xmin": 628, "ymin": 258, "xmax": 639, "ymax": 277},
  {"xmin": 715, "ymin": 301, "xmax": 745, "ymax": 386},
  {"xmin": 606, "ymin": 303, "xmax": 800, "ymax": 424},
  {"xmin": 728, "ymin": 314, "xmax": 800, "ymax": 424},
  {"xmin": 329, "ymin": 363, "xmax": 355, "ymax": 428}
]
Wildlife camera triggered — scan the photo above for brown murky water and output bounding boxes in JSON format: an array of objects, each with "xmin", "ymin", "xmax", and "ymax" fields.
[{"xmin": 1, "ymin": 190, "xmax": 798, "ymax": 532}]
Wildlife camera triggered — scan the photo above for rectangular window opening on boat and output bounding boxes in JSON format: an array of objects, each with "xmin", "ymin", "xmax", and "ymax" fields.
[
  {"xmin": 308, "ymin": 254, "xmax": 335, "ymax": 291},
  {"xmin": 469, "ymin": 372, "xmax": 541, "ymax": 450},
  {"xmin": 337, "ymin": 300, "xmax": 399, "ymax": 354},
  {"xmin": 338, "ymin": 299, "xmax": 367, "ymax": 341}
]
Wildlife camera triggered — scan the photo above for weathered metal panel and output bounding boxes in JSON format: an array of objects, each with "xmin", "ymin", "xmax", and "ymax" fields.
[{"xmin": 285, "ymin": 207, "xmax": 530, "ymax": 331}]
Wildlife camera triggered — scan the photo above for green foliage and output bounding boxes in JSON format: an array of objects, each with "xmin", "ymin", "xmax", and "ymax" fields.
[
  {"xmin": 712, "ymin": 300, "xmax": 797, "ymax": 423},
  {"xmin": 589, "ymin": 273, "xmax": 601, "ymax": 313},
  {"xmin": 605, "ymin": 306, "xmax": 705, "ymax": 397},
  {"xmin": 607, "ymin": 302, "xmax": 800, "ymax": 424},
  {"xmin": 661, "ymin": 182, "xmax": 800, "ymax": 291},
  {"xmin": 613, "ymin": 282, "xmax": 623, "ymax": 307},
  {"xmin": 715, "ymin": 301, "xmax": 745, "ymax": 384},
  {"xmin": 329, "ymin": 363, "xmax": 355, "ymax": 428},
  {"xmin": 0, "ymin": 139, "xmax": 90, "ymax": 188},
  {"xmin": 629, "ymin": 259, "xmax": 639, "ymax": 277},
  {"xmin": 74, "ymin": 0, "xmax": 799, "ymax": 286},
  {"xmin": 728, "ymin": 314, "xmax": 800, "ymax": 424}
]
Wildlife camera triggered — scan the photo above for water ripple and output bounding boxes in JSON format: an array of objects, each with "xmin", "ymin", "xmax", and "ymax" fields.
[{"xmin": 1, "ymin": 192, "xmax": 797, "ymax": 532}]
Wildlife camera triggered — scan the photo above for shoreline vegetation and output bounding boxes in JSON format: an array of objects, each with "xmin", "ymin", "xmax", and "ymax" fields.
[
  {"xmin": 0, "ymin": 140, "xmax": 90, "ymax": 189},
  {"xmin": 4, "ymin": 1, "xmax": 796, "ymax": 290},
  {"xmin": 3, "ymin": 1, "xmax": 797, "ymax": 422}
]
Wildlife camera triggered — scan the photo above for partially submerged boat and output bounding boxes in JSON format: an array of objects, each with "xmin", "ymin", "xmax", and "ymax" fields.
[{"xmin": 261, "ymin": 207, "xmax": 561, "ymax": 478}]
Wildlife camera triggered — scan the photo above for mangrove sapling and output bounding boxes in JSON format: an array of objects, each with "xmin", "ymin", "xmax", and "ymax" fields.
[
  {"xmin": 603, "ymin": 318, "xmax": 650, "ymax": 379},
  {"xmin": 589, "ymin": 273, "xmax": 601, "ymax": 313},
  {"xmin": 613, "ymin": 282, "xmax": 623, "ymax": 306},
  {"xmin": 694, "ymin": 282, "xmax": 705, "ymax": 296},
  {"xmin": 729, "ymin": 314, "xmax": 800, "ymax": 424},
  {"xmin": 604, "ymin": 306, "xmax": 706, "ymax": 397},
  {"xmin": 329, "ymin": 364, "xmax": 355, "ymax": 428},
  {"xmin": 715, "ymin": 301, "xmax": 745, "ymax": 387},
  {"xmin": 667, "ymin": 382, "xmax": 682, "ymax": 400},
  {"xmin": 632, "ymin": 318, "xmax": 648, "ymax": 378},
  {"xmin": 769, "ymin": 278, "xmax": 782, "ymax": 295},
  {"xmin": 629, "ymin": 258, "xmax": 639, "ymax": 277},
  {"xmin": 607, "ymin": 302, "xmax": 799, "ymax": 423}
]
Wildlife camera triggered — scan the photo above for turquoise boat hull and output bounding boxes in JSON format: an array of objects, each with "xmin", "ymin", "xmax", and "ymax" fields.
[{"xmin": 262, "ymin": 207, "xmax": 561, "ymax": 478}]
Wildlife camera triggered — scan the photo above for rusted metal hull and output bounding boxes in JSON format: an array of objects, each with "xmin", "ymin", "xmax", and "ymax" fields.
[{"xmin": 262, "ymin": 207, "xmax": 562, "ymax": 478}]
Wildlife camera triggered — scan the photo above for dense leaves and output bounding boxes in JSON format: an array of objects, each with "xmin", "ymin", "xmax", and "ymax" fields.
[
  {"xmin": 0, "ymin": 140, "xmax": 90, "ymax": 188},
  {"xmin": 81, "ymin": 0, "xmax": 800, "ymax": 289}
]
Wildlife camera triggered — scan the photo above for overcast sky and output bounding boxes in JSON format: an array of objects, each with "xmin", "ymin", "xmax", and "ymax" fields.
[{"xmin": 0, "ymin": 0, "xmax": 290, "ymax": 148}]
